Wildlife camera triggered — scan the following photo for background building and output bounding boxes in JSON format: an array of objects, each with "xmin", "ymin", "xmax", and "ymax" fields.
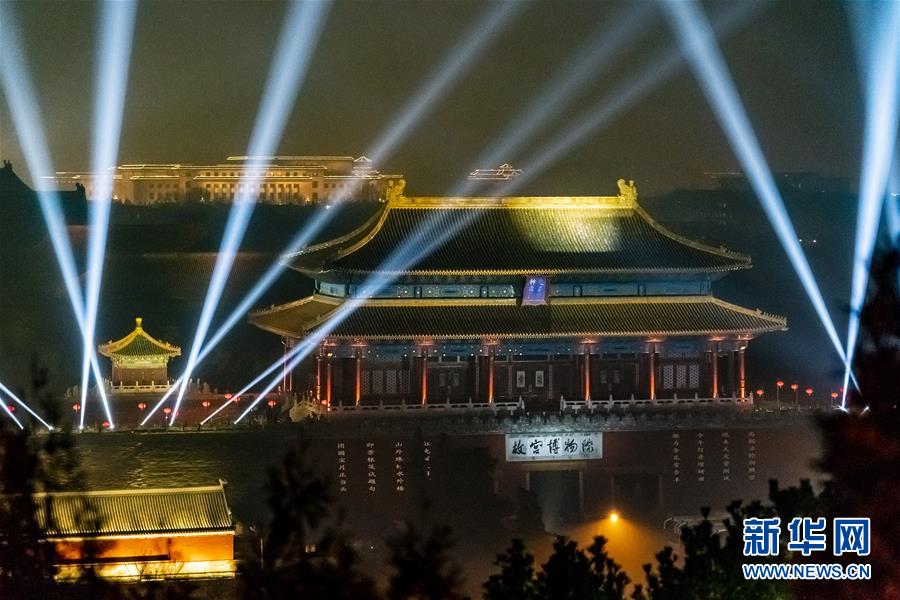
[{"xmin": 47, "ymin": 155, "xmax": 404, "ymax": 205}]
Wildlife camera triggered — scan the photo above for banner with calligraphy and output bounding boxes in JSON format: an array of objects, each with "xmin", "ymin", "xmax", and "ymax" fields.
[{"xmin": 505, "ymin": 432, "xmax": 602, "ymax": 462}]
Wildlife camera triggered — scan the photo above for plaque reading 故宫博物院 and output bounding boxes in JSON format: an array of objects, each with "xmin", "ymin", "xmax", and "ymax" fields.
[{"xmin": 506, "ymin": 432, "xmax": 602, "ymax": 462}]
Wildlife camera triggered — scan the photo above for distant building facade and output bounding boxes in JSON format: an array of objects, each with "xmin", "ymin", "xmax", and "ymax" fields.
[{"xmin": 47, "ymin": 155, "xmax": 404, "ymax": 205}]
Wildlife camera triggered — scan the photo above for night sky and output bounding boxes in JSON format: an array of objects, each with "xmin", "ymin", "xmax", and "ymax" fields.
[{"xmin": 1, "ymin": 0, "xmax": 862, "ymax": 196}]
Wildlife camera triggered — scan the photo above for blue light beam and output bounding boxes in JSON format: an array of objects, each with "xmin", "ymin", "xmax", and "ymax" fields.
[
  {"xmin": 460, "ymin": 2, "xmax": 655, "ymax": 197},
  {"xmin": 170, "ymin": 0, "xmax": 331, "ymax": 424},
  {"xmin": 0, "ymin": 4, "xmax": 111, "ymax": 428},
  {"xmin": 0, "ymin": 396, "xmax": 24, "ymax": 430},
  {"xmin": 888, "ymin": 165, "xmax": 900, "ymax": 245},
  {"xmin": 227, "ymin": 206, "xmax": 486, "ymax": 424},
  {"xmin": 148, "ymin": 3, "xmax": 523, "ymax": 425},
  {"xmin": 216, "ymin": 2, "xmax": 762, "ymax": 421},
  {"xmin": 0, "ymin": 381, "xmax": 53, "ymax": 431},
  {"xmin": 842, "ymin": 0, "xmax": 900, "ymax": 406},
  {"xmin": 365, "ymin": 1, "xmax": 521, "ymax": 163},
  {"xmin": 659, "ymin": 0, "xmax": 851, "ymax": 371},
  {"xmin": 79, "ymin": 0, "xmax": 139, "ymax": 423},
  {"xmin": 497, "ymin": 1, "xmax": 755, "ymax": 196}
]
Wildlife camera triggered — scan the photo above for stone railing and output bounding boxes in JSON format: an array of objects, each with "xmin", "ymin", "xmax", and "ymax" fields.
[
  {"xmin": 287, "ymin": 393, "xmax": 751, "ymax": 421},
  {"xmin": 106, "ymin": 381, "xmax": 174, "ymax": 394}
]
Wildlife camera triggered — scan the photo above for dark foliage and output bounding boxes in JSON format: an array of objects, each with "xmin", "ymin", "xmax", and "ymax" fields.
[
  {"xmin": 386, "ymin": 515, "xmax": 466, "ymax": 600},
  {"xmin": 239, "ymin": 440, "xmax": 377, "ymax": 600},
  {"xmin": 483, "ymin": 535, "xmax": 628, "ymax": 600},
  {"xmin": 808, "ymin": 250, "xmax": 900, "ymax": 599}
]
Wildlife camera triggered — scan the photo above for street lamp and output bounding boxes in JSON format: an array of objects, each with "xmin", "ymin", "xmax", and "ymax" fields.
[
  {"xmin": 805, "ymin": 387, "xmax": 813, "ymax": 408},
  {"xmin": 137, "ymin": 402, "xmax": 146, "ymax": 411},
  {"xmin": 790, "ymin": 383, "xmax": 799, "ymax": 408},
  {"xmin": 776, "ymin": 380, "xmax": 784, "ymax": 409},
  {"xmin": 830, "ymin": 391, "xmax": 838, "ymax": 407},
  {"xmin": 755, "ymin": 388, "xmax": 764, "ymax": 403}
]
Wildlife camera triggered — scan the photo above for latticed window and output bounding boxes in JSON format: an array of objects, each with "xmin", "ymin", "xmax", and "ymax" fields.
[
  {"xmin": 676, "ymin": 365, "xmax": 687, "ymax": 388},
  {"xmin": 386, "ymin": 370, "xmax": 397, "ymax": 394},
  {"xmin": 662, "ymin": 365, "xmax": 674, "ymax": 389},
  {"xmin": 689, "ymin": 364, "xmax": 700, "ymax": 388},
  {"xmin": 361, "ymin": 371, "xmax": 371, "ymax": 395},
  {"xmin": 373, "ymin": 370, "xmax": 384, "ymax": 395}
]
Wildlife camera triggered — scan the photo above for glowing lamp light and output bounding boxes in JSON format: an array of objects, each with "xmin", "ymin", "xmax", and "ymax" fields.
[
  {"xmin": 608, "ymin": 511, "xmax": 620, "ymax": 523},
  {"xmin": 202, "ymin": 400, "xmax": 211, "ymax": 409},
  {"xmin": 137, "ymin": 402, "xmax": 146, "ymax": 411},
  {"xmin": 267, "ymin": 399, "xmax": 277, "ymax": 409},
  {"xmin": 224, "ymin": 393, "xmax": 233, "ymax": 400},
  {"xmin": 790, "ymin": 383, "xmax": 799, "ymax": 392},
  {"xmin": 755, "ymin": 388, "xmax": 764, "ymax": 398},
  {"xmin": 831, "ymin": 392, "xmax": 839, "ymax": 400},
  {"xmin": 102, "ymin": 421, "xmax": 110, "ymax": 428},
  {"xmin": 805, "ymin": 387, "xmax": 814, "ymax": 397},
  {"xmin": 72, "ymin": 403, "xmax": 81, "ymax": 412},
  {"xmin": 162, "ymin": 407, "xmax": 172, "ymax": 415},
  {"xmin": 776, "ymin": 380, "xmax": 784, "ymax": 389},
  {"xmin": 7, "ymin": 405, "xmax": 14, "ymax": 413}
]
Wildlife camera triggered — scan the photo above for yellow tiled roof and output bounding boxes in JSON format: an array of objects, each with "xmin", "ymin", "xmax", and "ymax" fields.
[{"xmin": 251, "ymin": 294, "xmax": 786, "ymax": 340}]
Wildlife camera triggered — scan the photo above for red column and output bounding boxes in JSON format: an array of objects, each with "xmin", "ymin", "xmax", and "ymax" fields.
[
  {"xmin": 420, "ymin": 351, "xmax": 428, "ymax": 405},
  {"xmin": 355, "ymin": 350, "xmax": 362, "ymax": 406},
  {"xmin": 488, "ymin": 351, "xmax": 495, "ymax": 403},
  {"xmin": 583, "ymin": 345, "xmax": 591, "ymax": 402},
  {"xmin": 711, "ymin": 345, "xmax": 719, "ymax": 398},
  {"xmin": 738, "ymin": 346, "xmax": 746, "ymax": 399},
  {"xmin": 315, "ymin": 355, "xmax": 322, "ymax": 402},
  {"xmin": 326, "ymin": 356, "xmax": 332, "ymax": 408},
  {"xmin": 649, "ymin": 345, "xmax": 656, "ymax": 400}
]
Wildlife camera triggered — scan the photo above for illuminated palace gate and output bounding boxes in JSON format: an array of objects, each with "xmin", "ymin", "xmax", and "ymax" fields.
[{"xmin": 252, "ymin": 183, "xmax": 785, "ymax": 407}]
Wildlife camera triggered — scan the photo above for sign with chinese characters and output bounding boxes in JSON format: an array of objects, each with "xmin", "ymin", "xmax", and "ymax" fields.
[{"xmin": 505, "ymin": 432, "xmax": 602, "ymax": 462}]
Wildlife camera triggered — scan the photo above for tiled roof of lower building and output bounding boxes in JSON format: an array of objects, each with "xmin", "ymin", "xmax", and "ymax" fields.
[
  {"xmin": 250, "ymin": 295, "xmax": 786, "ymax": 340},
  {"xmin": 33, "ymin": 484, "xmax": 233, "ymax": 538}
]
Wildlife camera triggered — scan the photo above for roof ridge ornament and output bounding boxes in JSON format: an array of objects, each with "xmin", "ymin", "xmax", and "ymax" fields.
[
  {"xmin": 617, "ymin": 178, "xmax": 637, "ymax": 201},
  {"xmin": 385, "ymin": 178, "xmax": 406, "ymax": 203}
]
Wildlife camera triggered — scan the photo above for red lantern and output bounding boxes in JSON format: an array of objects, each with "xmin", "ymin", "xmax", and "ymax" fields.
[
  {"xmin": 201, "ymin": 400, "xmax": 211, "ymax": 409},
  {"xmin": 72, "ymin": 403, "xmax": 81, "ymax": 412},
  {"xmin": 224, "ymin": 393, "xmax": 233, "ymax": 400},
  {"xmin": 790, "ymin": 383, "xmax": 799, "ymax": 391},
  {"xmin": 755, "ymin": 388, "xmax": 764, "ymax": 397},
  {"xmin": 805, "ymin": 387, "xmax": 813, "ymax": 397},
  {"xmin": 776, "ymin": 380, "xmax": 784, "ymax": 389},
  {"xmin": 137, "ymin": 402, "xmax": 147, "ymax": 411},
  {"xmin": 7, "ymin": 405, "xmax": 14, "ymax": 413},
  {"xmin": 101, "ymin": 421, "xmax": 110, "ymax": 428},
  {"xmin": 831, "ymin": 392, "xmax": 838, "ymax": 400},
  {"xmin": 163, "ymin": 407, "xmax": 172, "ymax": 415},
  {"xmin": 267, "ymin": 399, "xmax": 277, "ymax": 408}
]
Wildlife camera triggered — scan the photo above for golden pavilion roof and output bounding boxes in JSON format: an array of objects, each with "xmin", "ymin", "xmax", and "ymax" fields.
[
  {"xmin": 250, "ymin": 294, "xmax": 786, "ymax": 341},
  {"xmin": 32, "ymin": 484, "xmax": 233, "ymax": 538},
  {"xmin": 98, "ymin": 317, "xmax": 181, "ymax": 359},
  {"xmin": 285, "ymin": 193, "xmax": 751, "ymax": 282}
]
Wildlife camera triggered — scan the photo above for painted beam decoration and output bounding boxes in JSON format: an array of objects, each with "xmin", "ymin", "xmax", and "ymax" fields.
[{"xmin": 505, "ymin": 432, "xmax": 602, "ymax": 462}]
